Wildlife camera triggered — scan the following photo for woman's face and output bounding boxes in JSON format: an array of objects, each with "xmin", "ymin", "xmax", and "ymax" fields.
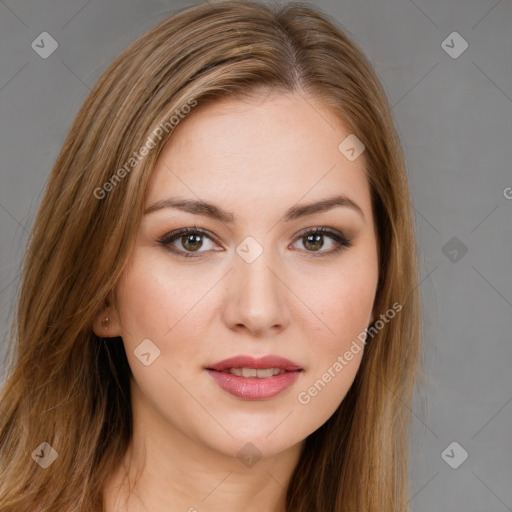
[{"xmin": 103, "ymin": 92, "xmax": 379, "ymax": 461}]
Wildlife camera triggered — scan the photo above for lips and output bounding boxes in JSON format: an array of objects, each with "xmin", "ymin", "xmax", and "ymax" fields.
[
  {"xmin": 205, "ymin": 355, "xmax": 304, "ymax": 400},
  {"xmin": 206, "ymin": 355, "xmax": 303, "ymax": 372}
]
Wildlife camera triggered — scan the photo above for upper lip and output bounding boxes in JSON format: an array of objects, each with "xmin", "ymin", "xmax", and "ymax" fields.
[{"xmin": 206, "ymin": 355, "xmax": 303, "ymax": 372}]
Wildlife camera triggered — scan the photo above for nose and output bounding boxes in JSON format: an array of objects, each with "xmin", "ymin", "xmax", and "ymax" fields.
[{"xmin": 221, "ymin": 245, "xmax": 290, "ymax": 337}]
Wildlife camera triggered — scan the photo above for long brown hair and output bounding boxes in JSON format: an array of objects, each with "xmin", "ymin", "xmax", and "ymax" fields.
[{"xmin": 0, "ymin": 1, "xmax": 422, "ymax": 510}]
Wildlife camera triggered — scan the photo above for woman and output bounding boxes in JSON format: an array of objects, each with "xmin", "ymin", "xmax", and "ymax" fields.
[{"xmin": 0, "ymin": 1, "xmax": 422, "ymax": 510}]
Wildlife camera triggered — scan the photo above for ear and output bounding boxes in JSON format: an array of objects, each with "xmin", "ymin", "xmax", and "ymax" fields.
[{"xmin": 92, "ymin": 294, "xmax": 122, "ymax": 338}]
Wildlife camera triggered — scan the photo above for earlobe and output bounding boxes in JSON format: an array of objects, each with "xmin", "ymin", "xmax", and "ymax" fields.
[{"xmin": 92, "ymin": 301, "xmax": 122, "ymax": 338}]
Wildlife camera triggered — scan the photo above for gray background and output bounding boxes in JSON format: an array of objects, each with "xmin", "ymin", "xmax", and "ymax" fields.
[{"xmin": 1, "ymin": 0, "xmax": 511, "ymax": 510}]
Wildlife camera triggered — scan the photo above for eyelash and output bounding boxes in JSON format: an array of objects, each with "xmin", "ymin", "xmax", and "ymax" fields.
[{"xmin": 158, "ymin": 225, "xmax": 352, "ymax": 259}]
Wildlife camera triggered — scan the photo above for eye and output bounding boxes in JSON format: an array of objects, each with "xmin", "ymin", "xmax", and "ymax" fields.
[
  {"xmin": 291, "ymin": 227, "xmax": 352, "ymax": 256},
  {"xmin": 158, "ymin": 226, "xmax": 352, "ymax": 258},
  {"xmin": 158, "ymin": 227, "xmax": 219, "ymax": 258}
]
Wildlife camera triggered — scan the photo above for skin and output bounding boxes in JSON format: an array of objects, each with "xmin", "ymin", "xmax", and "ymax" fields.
[{"xmin": 93, "ymin": 90, "xmax": 379, "ymax": 512}]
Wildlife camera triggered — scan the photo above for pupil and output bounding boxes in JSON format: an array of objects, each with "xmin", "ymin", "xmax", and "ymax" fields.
[
  {"xmin": 306, "ymin": 234, "xmax": 322, "ymax": 250},
  {"xmin": 183, "ymin": 234, "xmax": 202, "ymax": 251}
]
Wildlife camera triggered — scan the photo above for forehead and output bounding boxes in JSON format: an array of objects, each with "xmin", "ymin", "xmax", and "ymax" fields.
[{"xmin": 146, "ymin": 93, "xmax": 372, "ymax": 223}]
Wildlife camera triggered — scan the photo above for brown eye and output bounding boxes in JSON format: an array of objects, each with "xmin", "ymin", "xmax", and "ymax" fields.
[
  {"xmin": 181, "ymin": 233, "xmax": 203, "ymax": 251},
  {"xmin": 292, "ymin": 227, "xmax": 352, "ymax": 256},
  {"xmin": 303, "ymin": 233, "xmax": 324, "ymax": 251},
  {"xmin": 159, "ymin": 228, "xmax": 217, "ymax": 258}
]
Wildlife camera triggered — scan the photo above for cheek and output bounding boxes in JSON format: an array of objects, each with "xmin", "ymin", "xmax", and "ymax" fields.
[
  {"xmin": 117, "ymin": 250, "xmax": 186, "ymax": 331},
  {"xmin": 113, "ymin": 254, "xmax": 215, "ymax": 414},
  {"xmin": 324, "ymin": 279, "xmax": 375, "ymax": 339},
  {"xmin": 301, "ymin": 279, "xmax": 370, "ymax": 384},
  {"xmin": 303, "ymin": 257, "xmax": 377, "ymax": 348},
  {"xmin": 114, "ymin": 251, "xmax": 220, "ymax": 365},
  {"xmin": 293, "ymin": 256, "xmax": 377, "ymax": 416}
]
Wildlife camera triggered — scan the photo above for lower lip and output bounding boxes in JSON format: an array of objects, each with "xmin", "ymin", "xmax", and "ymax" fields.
[{"xmin": 206, "ymin": 369, "xmax": 302, "ymax": 400}]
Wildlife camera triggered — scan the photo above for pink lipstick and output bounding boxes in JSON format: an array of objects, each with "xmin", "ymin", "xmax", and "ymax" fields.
[{"xmin": 205, "ymin": 355, "xmax": 303, "ymax": 400}]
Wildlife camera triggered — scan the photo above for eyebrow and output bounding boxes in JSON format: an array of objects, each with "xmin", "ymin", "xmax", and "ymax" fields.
[{"xmin": 143, "ymin": 194, "xmax": 365, "ymax": 223}]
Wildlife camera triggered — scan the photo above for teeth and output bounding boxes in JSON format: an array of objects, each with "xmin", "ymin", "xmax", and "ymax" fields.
[{"xmin": 221, "ymin": 367, "xmax": 285, "ymax": 378}]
